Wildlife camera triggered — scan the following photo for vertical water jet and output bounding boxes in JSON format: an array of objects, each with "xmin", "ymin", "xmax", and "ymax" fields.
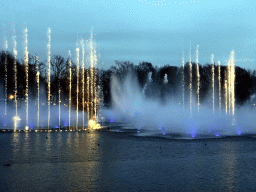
[
  {"xmin": 89, "ymin": 33, "xmax": 94, "ymax": 122},
  {"xmin": 211, "ymin": 54, "xmax": 214, "ymax": 114},
  {"xmin": 189, "ymin": 46, "xmax": 192, "ymax": 115},
  {"xmin": 13, "ymin": 31, "xmax": 18, "ymax": 127},
  {"xmin": 142, "ymin": 72, "xmax": 152, "ymax": 96},
  {"xmin": 47, "ymin": 28, "xmax": 51, "ymax": 130},
  {"xmin": 93, "ymin": 51, "xmax": 98, "ymax": 122},
  {"xmin": 182, "ymin": 53, "xmax": 185, "ymax": 110},
  {"xmin": 24, "ymin": 28, "xmax": 29, "ymax": 129},
  {"xmin": 87, "ymin": 64, "xmax": 90, "ymax": 124},
  {"xmin": 228, "ymin": 64, "xmax": 231, "ymax": 114},
  {"xmin": 4, "ymin": 38, "xmax": 8, "ymax": 116},
  {"xmin": 58, "ymin": 72, "xmax": 61, "ymax": 130},
  {"xmin": 196, "ymin": 45, "xmax": 200, "ymax": 113},
  {"xmin": 225, "ymin": 79, "xmax": 228, "ymax": 114},
  {"xmin": 228, "ymin": 50, "xmax": 235, "ymax": 117},
  {"xmin": 218, "ymin": 61, "xmax": 221, "ymax": 112},
  {"xmin": 82, "ymin": 39, "xmax": 85, "ymax": 130},
  {"xmin": 35, "ymin": 55, "xmax": 40, "ymax": 129},
  {"xmin": 76, "ymin": 47, "xmax": 80, "ymax": 130},
  {"xmin": 224, "ymin": 51, "xmax": 235, "ymax": 119},
  {"xmin": 68, "ymin": 51, "xmax": 72, "ymax": 130},
  {"xmin": 164, "ymin": 74, "xmax": 168, "ymax": 84},
  {"xmin": 87, "ymin": 30, "xmax": 100, "ymax": 128}
]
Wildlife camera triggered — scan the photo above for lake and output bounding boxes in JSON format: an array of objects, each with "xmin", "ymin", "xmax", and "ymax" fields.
[{"xmin": 1, "ymin": 126, "xmax": 256, "ymax": 191}]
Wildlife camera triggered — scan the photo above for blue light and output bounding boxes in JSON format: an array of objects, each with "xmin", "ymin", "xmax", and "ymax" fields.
[
  {"xmin": 215, "ymin": 133, "xmax": 219, "ymax": 137},
  {"xmin": 237, "ymin": 129, "xmax": 242, "ymax": 135},
  {"xmin": 161, "ymin": 128, "xmax": 166, "ymax": 135},
  {"xmin": 191, "ymin": 132, "xmax": 196, "ymax": 137},
  {"xmin": 110, "ymin": 118, "xmax": 114, "ymax": 123},
  {"xmin": 29, "ymin": 123, "xmax": 34, "ymax": 129}
]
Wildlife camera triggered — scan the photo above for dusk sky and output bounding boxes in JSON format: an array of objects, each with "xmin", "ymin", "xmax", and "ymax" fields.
[{"xmin": 0, "ymin": 0, "xmax": 255, "ymax": 69}]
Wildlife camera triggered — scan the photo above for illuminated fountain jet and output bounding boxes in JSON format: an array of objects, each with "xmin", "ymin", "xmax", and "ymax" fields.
[
  {"xmin": 13, "ymin": 116, "xmax": 21, "ymax": 132},
  {"xmin": 87, "ymin": 30, "xmax": 101, "ymax": 129}
]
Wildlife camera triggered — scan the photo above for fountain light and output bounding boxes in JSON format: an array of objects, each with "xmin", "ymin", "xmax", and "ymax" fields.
[
  {"xmin": 13, "ymin": 31, "xmax": 18, "ymax": 117},
  {"xmin": 88, "ymin": 119, "xmax": 101, "ymax": 129},
  {"xmin": 12, "ymin": 116, "xmax": 21, "ymax": 131},
  {"xmin": 196, "ymin": 45, "xmax": 200, "ymax": 113},
  {"xmin": 36, "ymin": 56, "xmax": 40, "ymax": 129},
  {"xmin": 24, "ymin": 28, "xmax": 29, "ymax": 128},
  {"xmin": 47, "ymin": 27, "xmax": 51, "ymax": 130},
  {"xmin": 211, "ymin": 54, "xmax": 215, "ymax": 114},
  {"xmin": 4, "ymin": 38, "xmax": 8, "ymax": 116},
  {"xmin": 76, "ymin": 47, "xmax": 80, "ymax": 131},
  {"xmin": 218, "ymin": 61, "xmax": 221, "ymax": 112}
]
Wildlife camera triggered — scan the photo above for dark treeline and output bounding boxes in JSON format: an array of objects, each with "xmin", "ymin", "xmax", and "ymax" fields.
[{"xmin": 1, "ymin": 50, "xmax": 256, "ymax": 110}]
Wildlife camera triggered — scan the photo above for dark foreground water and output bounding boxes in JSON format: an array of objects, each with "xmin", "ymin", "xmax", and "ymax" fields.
[{"xmin": 1, "ymin": 127, "xmax": 256, "ymax": 192}]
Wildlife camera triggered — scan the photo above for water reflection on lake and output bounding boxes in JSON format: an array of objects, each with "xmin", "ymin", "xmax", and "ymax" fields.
[{"xmin": 1, "ymin": 130, "xmax": 256, "ymax": 191}]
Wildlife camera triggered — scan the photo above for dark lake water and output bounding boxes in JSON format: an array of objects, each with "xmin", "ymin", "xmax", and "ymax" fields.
[{"xmin": 1, "ymin": 127, "xmax": 256, "ymax": 192}]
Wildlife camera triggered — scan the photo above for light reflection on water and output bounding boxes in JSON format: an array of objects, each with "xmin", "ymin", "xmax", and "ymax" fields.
[
  {"xmin": 0, "ymin": 131, "xmax": 256, "ymax": 191},
  {"xmin": 220, "ymin": 142, "xmax": 238, "ymax": 192}
]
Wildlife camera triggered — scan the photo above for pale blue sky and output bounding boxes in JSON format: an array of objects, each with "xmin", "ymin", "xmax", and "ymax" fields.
[{"xmin": 0, "ymin": 0, "xmax": 255, "ymax": 69}]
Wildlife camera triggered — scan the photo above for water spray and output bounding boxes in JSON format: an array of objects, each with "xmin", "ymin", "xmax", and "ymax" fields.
[
  {"xmin": 47, "ymin": 28, "xmax": 51, "ymax": 130},
  {"xmin": 24, "ymin": 28, "xmax": 29, "ymax": 129}
]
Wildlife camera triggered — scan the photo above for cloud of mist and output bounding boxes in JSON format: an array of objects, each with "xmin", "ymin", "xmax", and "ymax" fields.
[
  {"xmin": 0, "ymin": 86, "xmax": 87, "ymax": 129},
  {"xmin": 102, "ymin": 72, "xmax": 256, "ymax": 137}
]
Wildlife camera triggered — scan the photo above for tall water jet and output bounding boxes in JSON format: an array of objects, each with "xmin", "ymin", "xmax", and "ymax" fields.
[
  {"xmin": 89, "ymin": 33, "xmax": 94, "ymax": 122},
  {"xmin": 93, "ymin": 53, "xmax": 98, "ymax": 122},
  {"xmin": 225, "ymin": 79, "xmax": 228, "ymax": 114},
  {"xmin": 12, "ymin": 31, "xmax": 18, "ymax": 124},
  {"xmin": 87, "ymin": 65, "xmax": 90, "ymax": 124},
  {"xmin": 4, "ymin": 37, "xmax": 8, "ymax": 116},
  {"xmin": 164, "ymin": 74, "xmax": 168, "ymax": 84},
  {"xmin": 68, "ymin": 51, "xmax": 72, "ymax": 130},
  {"xmin": 218, "ymin": 61, "xmax": 221, "ymax": 112},
  {"xmin": 211, "ymin": 54, "xmax": 215, "ymax": 114},
  {"xmin": 189, "ymin": 46, "xmax": 192, "ymax": 115},
  {"xmin": 47, "ymin": 28, "xmax": 51, "ymax": 130},
  {"xmin": 87, "ymin": 30, "xmax": 100, "ymax": 128},
  {"xmin": 142, "ymin": 71, "xmax": 152, "ymax": 96},
  {"xmin": 182, "ymin": 53, "xmax": 185, "ymax": 110},
  {"xmin": 196, "ymin": 45, "xmax": 200, "ymax": 113},
  {"xmin": 76, "ymin": 47, "xmax": 80, "ymax": 130},
  {"xmin": 227, "ymin": 50, "xmax": 235, "ymax": 118},
  {"xmin": 58, "ymin": 70, "xmax": 61, "ymax": 130},
  {"xmin": 24, "ymin": 28, "xmax": 29, "ymax": 129},
  {"xmin": 13, "ymin": 116, "xmax": 21, "ymax": 131},
  {"xmin": 82, "ymin": 39, "xmax": 85, "ymax": 130},
  {"xmin": 148, "ymin": 72, "xmax": 152, "ymax": 83},
  {"xmin": 35, "ymin": 55, "xmax": 40, "ymax": 129}
]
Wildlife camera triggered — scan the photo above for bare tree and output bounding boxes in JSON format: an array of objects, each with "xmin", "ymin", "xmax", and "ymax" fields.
[
  {"xmin": 50, "ymin": 55, "xmax": 67, "ymax": 103},
  {"xmin": 51, "ymin": 55, "xmax": 67, "ymax": 81}
]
